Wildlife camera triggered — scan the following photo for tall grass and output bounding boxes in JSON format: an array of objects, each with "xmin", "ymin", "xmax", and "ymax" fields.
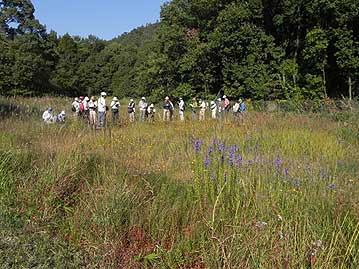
[{"xmin": 0, "ymin": 96, "xmax": 358, "ymax": 268}]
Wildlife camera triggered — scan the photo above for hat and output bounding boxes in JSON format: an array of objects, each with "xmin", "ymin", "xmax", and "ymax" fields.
[
  {"xmin": 165, "ymin": 96, "xmax": 169, "ymax": 100},
  {"xmin": 130, "ymin": 98, "xmax": 134, "ymax": 102},
  {"xmin": 61, "ymin": 110, "xmax": 65, "ymax": 115},
  {"xmin": 217, "ymin": 98, "xmax": 222, "ymax": 101},
  {"xmin": 179, "ymin": 97, "xmax": 183, "ymax": 100},
  {"xmin": 223, "ymin": 95, "xmax": 227, "ymax": 98},
  {"xmin": 141, "ymin": 97, "xmax": 146, "ymax": 100},
  {"xmin": 113, "ymin": 97, "xmax": 118, "ymax": 101},
  {"xmin": 75, "ymin": 97, "xmax": 79, "ymax": 101},
  {"xmin": 91, "ymin": 96, "xmax": 95, "ymax": 101},
  {"xmin": 84, "ymin": 96, "xmax": 90, "ymax": 101},
  {"xmin": 211, "ymin": 101, "xmax": 215, "ymax": 104},
  {"xmin": 101, "ymin": 92, "xmax": 107, "ymax": 96},
  {"xmin": 79, "ymin": 96, "xmax": 84, "ymax": 100},
  {"xmin": 150, "ymin": 104, "xmax": 154, "ymax": 108},
  {"xmin": 48, "ymin": 107, "xmax": 52, "ymax": 112}
]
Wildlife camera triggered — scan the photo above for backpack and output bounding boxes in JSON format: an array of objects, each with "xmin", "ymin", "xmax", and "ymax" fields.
[
  {"xmin": 79, "ymin": 102, "xmax": 85, "ymax": 112},
  {"xmin": 71, "ymin": 105, "xmax": 76, "ymax": 112}
]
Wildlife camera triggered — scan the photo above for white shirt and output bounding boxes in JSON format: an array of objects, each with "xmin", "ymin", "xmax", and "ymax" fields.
[
  {"xmin": 200, "ymin": 102, "xmax": 206, "ymax": 110},
  {"xmin": 72, "ymin": 101, "xmax": 80, "ymax": 112},
  {"xmin": 110, "ymin": 100, "xmax": 120, "ymax": 110},
  {"xmin": 179, "ymin": 100, "xmax": 185, "ymax": 111},
  {"xmin": 88, "ymin": 100, "xmax": 97, "ymax": 109},
  {"xmin": 42, "ymin": 111, "xmax": 53, "ymax": 123},
  {"xmin": 98, "ymin": 97, "xmax": 106, "ymax": 112}
]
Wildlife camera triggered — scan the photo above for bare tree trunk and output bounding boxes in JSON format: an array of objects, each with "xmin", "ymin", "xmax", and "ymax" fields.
[{"xmin": 348, "ymin": 74, "xmax": 352, "ymax": 100}]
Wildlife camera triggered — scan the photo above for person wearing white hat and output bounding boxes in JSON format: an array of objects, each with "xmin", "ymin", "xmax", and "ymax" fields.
[
  {"xmin": 163, "ymin": 96, "xmax": 171, "ymax": 121},
  {"xmin": 82, "ymin": 96, "xmax": 90, "ymax": 123},
  {"xmin": 232, "ymin": 99, "xmax": 240, "ymax": 121},
  {"xmin": 110, "ymin": 97, "xmax": 120, "ymax": 123},
  {"xmin": 147, "ymin": 103, "xmax": 156, "ymax": 123},
  {"xmin": 138, "ymin": 97, "xmax": 147, "ymax": 122},
  {"xmin": 98, "ymin": 92, "xmax": 107, "ymax": 128},
  {"xmin": 210, "ymin": 100, "xmax": 217, "ymax": 119},
  {"xmin": 223, "ymin": 95, "xmax": 230, "ymax": 121},
  {"xmin": 56, "ymin": 110, "xmax": 66, "ymax": 122},
  {"xmin": 178, "ymin": 97, "xmax": 185, "ymax": 121},
  {"xmin": 128, "ymin": 98, "xmax": 135, "ymax": 122}
]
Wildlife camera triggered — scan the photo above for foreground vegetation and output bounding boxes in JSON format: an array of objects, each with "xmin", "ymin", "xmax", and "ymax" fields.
[{"xmin": 1, "ymin": 97, "xmax": 359, "ymax": 268}]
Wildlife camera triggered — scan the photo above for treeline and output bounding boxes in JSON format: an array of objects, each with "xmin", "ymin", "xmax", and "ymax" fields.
[{"xmin": 1, "ymin": 0, "xmax": 359, "ymax": 100}]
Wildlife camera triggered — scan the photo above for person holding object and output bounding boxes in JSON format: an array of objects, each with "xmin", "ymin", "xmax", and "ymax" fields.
[
  {"xmin": 138, "ymin": 97, "xmax": 147, "ymax": 122},
  {"xmin": 128, "ymin": 98, "xmax": 135, "ymax": 122},
  {"xmin": 110, "ymin": 97, "xmax": 120, "ymax": 123},
  {"xmin": 178, "ymin": 97, "xmax": 185, "ymax": 121},
  {"xmin": 98, "ymin": 92, "xmax": 107, "ymax": 128}
]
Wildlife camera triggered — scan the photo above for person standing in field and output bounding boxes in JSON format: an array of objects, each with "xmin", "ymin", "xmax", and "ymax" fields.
[
  {"xmin": 98, "ymin": 92, "xmax": 107, "ymax": 128},
  {"xmin": 232, "ymin": 99, "xmax": 240, "ymax": 121},
  {"xmin": 42, "ymin": 107, "xmax": 54, "ymax": 124},
  {"xmin": 88, "ymin": 96, "xmax": 97, "ymax": 129},
  {"xmin": 217, "ymin": 98, "xmax": 223, "ymax": 121},
  {"xmin": 128, "ymin": 98, "xmax": 135, "ymax": 122},
  {"xmin": 71, "ymin": 97, "xmax": 80, "ymax": 117},
  {"xmin": 178, "ymin": 97, "xmax": 185, "ymax": 121},
  {"xmin": 83, "ymin": 96, "xmax": 90, "ymax": 123},
  {"xmin": 199, "ymin": 100, "xmax": 206, "ymax": 121},
  {"xmin": 147, "ymin": 103, "xmax": 156, "ymax": 123},
  {"xmin": 169, "ymin": 98, "xmax": 175, "ymax": 120},
  {"xmin": 138, "ymin": 97, "xmax": 147, "ymax": 122},
  {"xmin": 210, "ymin": 100, "xmax": 217, "ymax": 119},
  {"xmin": 190, "ymin": 97, "xmax": 198, "ymax": 120},
  {"xmin": 163, "ymin": 96, "xmax": 171, "ymax": 121},
  {"xmin": 110, "ymin": 97, "xmax": 120, "ymax": 123}
]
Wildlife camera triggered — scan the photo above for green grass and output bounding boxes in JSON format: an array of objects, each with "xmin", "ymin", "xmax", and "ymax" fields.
[{"xmin": 0, "ymin": 96, "xmax": 358, "ymax": 268}]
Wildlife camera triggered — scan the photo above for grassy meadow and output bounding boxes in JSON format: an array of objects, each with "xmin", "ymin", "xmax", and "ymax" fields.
[{"xmin": 0, "ymin": 96, "xmax": 359, "ymax": 268}]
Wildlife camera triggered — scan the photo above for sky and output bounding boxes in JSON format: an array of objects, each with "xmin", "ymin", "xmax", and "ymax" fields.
[{"xmin": 32, "ymin": 0, "xmax": 168, "ymax": 40}]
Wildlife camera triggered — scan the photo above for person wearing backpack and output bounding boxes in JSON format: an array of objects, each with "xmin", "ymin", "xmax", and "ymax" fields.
[
  {"xmin": 232, "ymin": 99, "xmax": 240, "ymax": 121},
  {"xmin": 128, "ymin": 99, "xmax": 136, "ymax": 122},
  {"xmin": 178, "ymin": 98, "xmax": 185, "ymax": 121},
  {"xmin": 71, "ymin": 97, "xmax": 80, "ymax": 117},
  {"xmin": 138, "ymin": 97, "xmax": 147, "ymax": 122},
  {"xmin": 110, "ymin": 97, "xmax": 120, "ymax": 123},
  {"xmin": 223, "ymin": 95, "xmax": 230, "ymax": 122},
  {"xmin": 163, "ymin": 96, "xmax": 171, "ymax": 121},
  {"xmin": 210, "ymin": 100, "xmax": 217, "ymax": 119},
  {"xmin": 189, "ymin": 97, "xmax": 198, "ymax": 120}
]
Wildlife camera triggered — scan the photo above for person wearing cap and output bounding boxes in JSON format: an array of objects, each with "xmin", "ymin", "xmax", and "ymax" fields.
[
  {"xmin": 56, "ymin": 111, "xmax": 66, "ymax": 122},
  {"xmin": 128, "ymin": 98, "xmax": 136, "ymax": 122},
  {"xmin": 88, "ymin": 96, "xmax": 97, "ymax": 129},
  {"xmin": 163, "ymin": 96, "xmax": 172, "ymax": 121},
  {"xmin": 110, "ymin": 97, "xmax": 120, "ymax": 123},
  {"xmin": 189, "ymin": 97, "xmax": 198, "ymax": 120},
  {"xmin": 147, "ymin": 103, "xmax": 156, "ymax": 123},
  {"xmin": 210, "ymin": 100, "xmax": 217, "ymax": 119},
  {"xmin": 178, "ymin": 98, "xmax": 185, "ymax": 121},
  {"xmin": 138, "ymin": 97, "xmax": 148, "ymax": 122},
  {"xmin": 98, "ymin": 92, "xmax": 107, "ymax": 128},
  {"xmin": 71, "ymin": 97, "xmax": 80, "ymax": 117},
  {"xmin": 199, "ymin": 100, "xmax": 207, "ymax": 121},
  {"xmin": 42, "ymin": 107, "xmax": 54, "ymax": 124}
]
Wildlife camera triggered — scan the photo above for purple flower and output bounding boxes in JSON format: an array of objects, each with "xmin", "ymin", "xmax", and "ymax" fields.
[
  {"xmin": 275, "ymin": 157, "xmax": 282, "ymax": 168},
  {"xmin": 193, "ymin": 139, "xmax": 202, "ymax": 152},
  {"xmin": 247, "ymin": 160, "xmax": 253, "ymax": 165},
  {"xmin": 235, "ymin": 154, "xmax": 242, "ymax": 167},
  {"xmin": 212, "ymin": 137, "xmax": 217, "ymax": 145},
  {"xmin": 218, "ymin": 142, "xmax": 226, "ymax": 153},
  {"xmin": 328, "ymin": 184, "xmax": 336, "ymax": 190},
  {"xmin": 284, "ymin": 168, "xmax": 289, "ymax": 177},
  {"xmin": 204, "ymin": 155, "xmax": 210, "ymax": 169},
  {"xmin": 229, "ymin": 144, "xmax": 238, "ymax": 154},
  {"xmin": 210, "ymin": 174, "xmax": 216, "ymax": 181},
  {"xmin": 208, "ymin": 146, "xmax": 214, "ymax": 155},
  {"xmin": 236, "ymin": 178, "xmax": 241, "ymax": 184}
]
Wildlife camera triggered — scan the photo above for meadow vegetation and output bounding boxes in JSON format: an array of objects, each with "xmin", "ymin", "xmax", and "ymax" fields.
[{"xmin": 1, "ymin": 97, "xmax": 359, "ymax": 268}]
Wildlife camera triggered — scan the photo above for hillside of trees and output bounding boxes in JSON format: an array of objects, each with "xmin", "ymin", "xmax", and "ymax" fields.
[{"xmin": 1, "ymin": 0, "xmax": 359, "ymax": 100}]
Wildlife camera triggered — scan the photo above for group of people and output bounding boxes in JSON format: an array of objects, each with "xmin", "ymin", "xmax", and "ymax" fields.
[
  {"xmin": 42, "ymin": 108, "xmax": 66, "ymax": 124},
  {"xmin": 43, "ymin": 92, "xmax": 246, "ymax": 126}
]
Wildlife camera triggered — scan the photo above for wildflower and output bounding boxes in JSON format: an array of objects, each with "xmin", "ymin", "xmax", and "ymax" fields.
[
  {"xmin": 284, "ymin": 168, "xmax": 289, "ymax": 177},
  {"xmin": 208, "ymin": 146, "xmax": 214, "ymax": 155},
  {"xmin": 217, "ymin": 142, "xmax": 226, "ymax": 153},
  {"xmin": 228, "ymin": 152, "xmax": 234, "ymax": 167},
  {"xmin": 235, "ymin": 154, "xmax": 242, "ymax": 168},
  {"xmin": 247, "ymin": 160, "xmax": 253, "ymax": 165},
  {"xmin": 275, "ymin": 157, "xmax": 282, "ymax": 167},
  {"xmin": 229, "ymin": 144, "xmax": 237, "ymax": 154},
  {"xmin": 210, "ymin": 174, "xmax": 216, "ymax": 181},
  {"xmin": 204, "ymin": 155, "xmax": 210, "ymax": 169},
  {"xmin": 193, "ymin": 139, "xmax": 202, "ymax": 152},
  {"xmin": 328, "ymin": 184, "xmax": 335, "ymax": 190},
  {"xmin": 236, "ymin": 178, "xmax": 241, "ymax": 184}
]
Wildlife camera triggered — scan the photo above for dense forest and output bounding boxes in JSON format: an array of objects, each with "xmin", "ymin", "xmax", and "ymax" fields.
[{"xmin": 1, "ymin": 0, "xmax": 359, "ymax": 100}]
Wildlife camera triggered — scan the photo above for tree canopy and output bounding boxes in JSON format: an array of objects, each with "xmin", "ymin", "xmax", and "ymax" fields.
[{"xmin": 1, "ymin": 0, "xmax": 359, "ymax": 100}]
